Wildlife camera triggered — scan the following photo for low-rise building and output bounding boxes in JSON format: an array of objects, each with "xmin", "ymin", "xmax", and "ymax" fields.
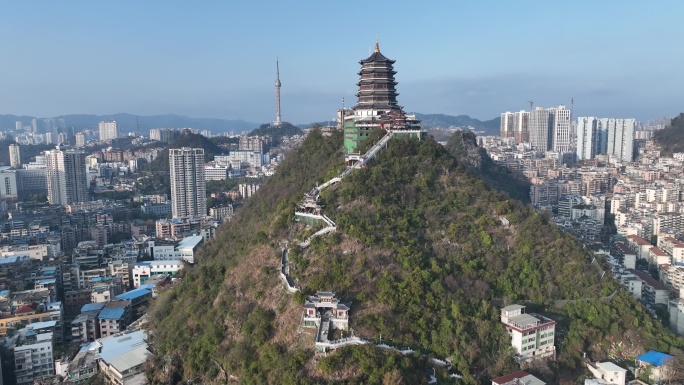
[
  {"xmin": 616, "ymin": 243, "xmax": 637, "ymax": 270},
  {"xmin": 649, "ymin": 247, "xmax": 670, "ymax": 266},
  {"xmin": 12, "ymin": 324, "xmax": 55, "ymax": 385},
  {"xmin": 141, "ymin": 202, "xmax": 172, "ymax": 216},
  {"xmin": 132, "ymin": 260, "xmax": 183, "ymax": 288},
  {"xmin": 97, "ymin": 300, "xmax": 132, "ymax": 338},
  {"xmin": 635, "ymin": 350, "xmax": 674, "ymax": 384},
  {"xmin": 97, "ymin": 330, "xmax": 153, "ymax": 385},
  {"xmin": 627, "ymin": 269, "xmax": 670, "ymax": 305},
  {"xmin": 492, "ymin": 370, "xmax": 546, "ymax": 385},
  {"xmin": 586, "ymin": 361, "xmax": 627, "ymax": 385},
  {"xmin": 627, "ymin": 235, "xmax": 653, "ymax": 260},
  {"xmin": 500, "ymin": 304, "xmax": 556, "ymax": 365},
  {"xmin": 175, "ymin": 235, "xmax": 203, "ymax": 264},
  {"xmin": 669, "ymin": 298, "xmax": 684, "ymax": 335},
  {"xmin": 71, "ymin": 302, "xmax": 106, "ymax": 343},
  {"xmin": 209, "ymin": 205, "xmax": 233, "ymax": 222},
  {"xmin": 115, "ymin": 284, "xmax": 154, "ymax": 319}
]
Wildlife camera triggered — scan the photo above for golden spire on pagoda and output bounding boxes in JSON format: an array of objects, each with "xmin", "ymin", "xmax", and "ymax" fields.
[{"xmin": 375, "ymin": 34, "xmax": 379, "ymax": 53}]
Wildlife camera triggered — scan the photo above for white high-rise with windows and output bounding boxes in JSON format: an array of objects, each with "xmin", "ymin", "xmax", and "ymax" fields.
[
  {"xmin": 169, "ymin": 148, "xmax": 207, "ymax": 218},
  {"xmin": 550, "ymin": 105, "xmax": 571, "ymax": 153},
  {"xmin": 604, "ymin": 118, "xmax": 635, "ymax": 163},
  {"xmin": 98, "ymin": 120, "xmax": 119, "ymax": 142},
  {"xmin": 9, "ymin": 144, "xmax": 21, "ymax": 167},
  {"xmin": 528, "ymin": 107, "xmax": 553, "ymax": 151},
  {"xmin": 500, "ymin": 112, "xmax": 515, "ymax": 139},
  {"xmin": 576, "ymin": 117, "xmax": 600, "ymax": 161},
  {"xmin": 45, "ymin": 146, "xmax": 88, "ymax": 205}
]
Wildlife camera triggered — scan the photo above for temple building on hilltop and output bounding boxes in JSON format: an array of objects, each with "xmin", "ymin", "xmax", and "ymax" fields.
[
  {"xmin": 341, "ymin": 40, "xmax": 426, "ymax": 164},
  {"xmin": 303, "ymin": 291, "xmax": 350, "ymax": 331}
]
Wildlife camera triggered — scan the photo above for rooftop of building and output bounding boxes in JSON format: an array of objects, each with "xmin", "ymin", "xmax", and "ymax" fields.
[
  {"xmin": 176, "ymin": 235, "xmax": 203, "ymax": 250},
  {"xmin": 98, "ymin": 300, "xmax": 131, "ymax": 320},
  {"xmin": 637, "ymin": 350, "xmax": 674, "ymax": 367},
  {"xmin": 135, "ymin": 260, "xmax": 183, "ymax": 268},
  {"xmin": 627, "ymin": 234, "xmax": 651, "ymax": 246},
  {"xmin": 492, "ymin": 370, "xmax": 546, "ymax": 385},
  {"xmin": 616, "ymin": 242, "xmax": 634, "ymax": 254},
  {"xmin": 77, "ymin": 329, "xmax": 151, "ymax": 373},
  {"xmin": 501, "ymin": 304, "xmax": 526, "ymax": 313},
  {"xmin": 81, "ymin": 302, "xmax": 106, "ymax": 313},
  {"xmin": 116, "ymin": 286, "xmax": 154, "ymax": 301},
  {"xmin": 627, "ymin": 269, "xmax": 669, "ymax": 291},
  {"xmin": 650, "ymin": 247, "xmax": 669, "ymax": 257},
  {"xmin": 595, "ymin": 361, "xmax": 627, "ymax": 373},
  {"xmin": 360, "ymin": 43, "xmax": 395, "ymax": 65}
]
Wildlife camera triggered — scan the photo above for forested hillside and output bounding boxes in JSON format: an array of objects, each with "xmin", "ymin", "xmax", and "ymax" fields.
[
  {"xmin": 655, "ymin": 113, "xmax": 684, "ymax": 155},
  {"xmin": 147, "ymin": 129, "xmax": 684, "ymax": 384},
  {"xmin": 143, "ymin": 131, "xmax": 225, "ymax": 172}
]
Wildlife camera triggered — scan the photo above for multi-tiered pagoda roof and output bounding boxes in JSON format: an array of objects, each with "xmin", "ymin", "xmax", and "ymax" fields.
[{"xmin": 354, "ymin": 42, "xmax": 400, "ymax": 112}]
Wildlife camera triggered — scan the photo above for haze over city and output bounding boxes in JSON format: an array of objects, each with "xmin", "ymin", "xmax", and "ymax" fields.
[{"xmin": 2, "ymin": 1, "xmax": 683, "ymax": 122}]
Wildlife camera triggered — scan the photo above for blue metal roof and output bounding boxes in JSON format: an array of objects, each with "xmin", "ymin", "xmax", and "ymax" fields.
[
  {"xmin": 116, "ymin": 288, "xmax": 152, "ymax": 301},
  {"xmin": 99, "ymin": 308, "xmax": 125, "ymax": 320},
  {"xmin": 637, "ymin": 350, "xmax": 674, "ymax": 367},
  {"xmin": 81, "ymin": 302, "xmax": 106, "ymax": 313}
]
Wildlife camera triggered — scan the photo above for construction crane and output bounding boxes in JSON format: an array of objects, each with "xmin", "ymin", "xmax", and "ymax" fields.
[{"xmin": 527, "ymin": 100, "xmax": 533, "ymax": 110}]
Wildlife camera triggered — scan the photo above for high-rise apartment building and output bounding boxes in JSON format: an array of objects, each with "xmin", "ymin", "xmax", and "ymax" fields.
[
  {"xmin": 9, "ymin": 144, "xmax": 21, "ymax": 167},
  {"xmin": 75, "ymin": 133, "xmax": 86, "ymax": 148},
  {"xmin": 526, "ymin": 105, "xmax": 571, "ymax": 152},
  {"xmin": 169, "ymin": 148, "xmax": 206, "ymax": 218},
  {"xmin": 528, "ymin": 107, "xmax": 553, "ymax": 151},
  {"xmin": 513, "ymin": 110, "xmax": 530, "ymax": 144},
  {"xmin": 551, "ymin": 105, "xmax": 571, "ymax": 153},
  {"xmin": 604, "ymin": 118, "xmax": 635, "ymax": 163},
  {"xmin": 45, "ymin": 146, "xmax": 89, "ymax": 205},
  {"xmin": 98, "ymin": 120, "xmax": 119, "ymax": 142},
  {"xmin": 576, "ymin": 117, "xmax": 601, "ymax": 161},
  {"xmin": 500, "ymin": 112, "xmax": 515, "ymax": 139},
  {"xmin": 576, "ymin": 117, "xmax": 635, "ymax": 162}
]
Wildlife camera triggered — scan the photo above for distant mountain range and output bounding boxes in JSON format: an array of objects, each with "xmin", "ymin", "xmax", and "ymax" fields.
[
  {"xmin": 0, "ymin": 112, "xmax": 500, "ymax": 136},
  {"xmin": 413, "ymin": 113, "xmax": 500, "ymax": 135}
]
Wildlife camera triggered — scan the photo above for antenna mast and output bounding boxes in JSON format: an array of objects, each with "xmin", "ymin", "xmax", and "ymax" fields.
[{"xmin": 274, "ymin": 58, "xmax": 282, "ymax": 127}]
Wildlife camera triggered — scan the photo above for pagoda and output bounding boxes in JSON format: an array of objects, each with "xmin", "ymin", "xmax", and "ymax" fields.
[{"xmin": 341, "ymin": 40, "xmax": 425, "ymax": 163}]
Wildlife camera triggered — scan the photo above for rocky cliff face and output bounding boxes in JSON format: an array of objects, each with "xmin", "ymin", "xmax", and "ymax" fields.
[
  {"xmin": 448, "ymin": 130, "xmax": 486, "ymax": 170},
  {"xmin": 445, "ymin": 130, "xmax": 530, "ymax": 202}
]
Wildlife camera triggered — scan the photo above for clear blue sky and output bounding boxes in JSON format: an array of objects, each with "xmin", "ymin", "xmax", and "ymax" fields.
[{"xmin": 1, "ymin": 1, "xmax": 683, "ymax": 123}]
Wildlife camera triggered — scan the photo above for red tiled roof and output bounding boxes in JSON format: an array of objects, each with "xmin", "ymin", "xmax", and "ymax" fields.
[
  {"xmin": 660, "ymin": 264, "xmax": 671, "ymax": 272},
  {"xmin": 628, "ymin": 235, "xmax": 651, "ymax": 246},
  {"xmin": 492, "ymin": 370, "xmax": 529, "ymax": 385},
  {"xmin": 628, "ymin": 269, "xmax": 668, "ymax": 291},
  {"xmin": 616, "ymin": 243, "xmax": 634, "ymax": 255},
  {"xmin": 15, "ymin": 304, "xmax": 36, "ymax": 314},
  {"xmin": 650, "ymin": 247, "xmax": 669, "ymax": 257}
]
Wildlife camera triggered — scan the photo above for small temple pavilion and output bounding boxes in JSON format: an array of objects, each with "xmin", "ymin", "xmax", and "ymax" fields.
[{"xmin": 303, "ymin": 291, "xmax": 350, "ymax": 331}]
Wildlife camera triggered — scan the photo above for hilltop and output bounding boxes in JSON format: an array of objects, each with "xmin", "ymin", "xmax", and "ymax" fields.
[
  {"xmin": 654, "ymin": 113, "xmax": 684, "ymax": 155},
  {"xmin": 248, "ymin": 122, "xmax": 303, "ymax": 146},
  {"xmin": 413, "ymin": 113, "xmax": 500, "ymax": 135},
  {"xmin": 146, "ymin": 129, "xmax": 683, "ymax": 384},
  {"xmin": 143, "ymin": 131, "xmax": 225, "ymax": 173}
]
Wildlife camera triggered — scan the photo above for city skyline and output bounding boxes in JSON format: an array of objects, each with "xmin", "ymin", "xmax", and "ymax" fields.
[{"xmin": 1, "ymin": 2, "xmax": 683, "ymax": 123}]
